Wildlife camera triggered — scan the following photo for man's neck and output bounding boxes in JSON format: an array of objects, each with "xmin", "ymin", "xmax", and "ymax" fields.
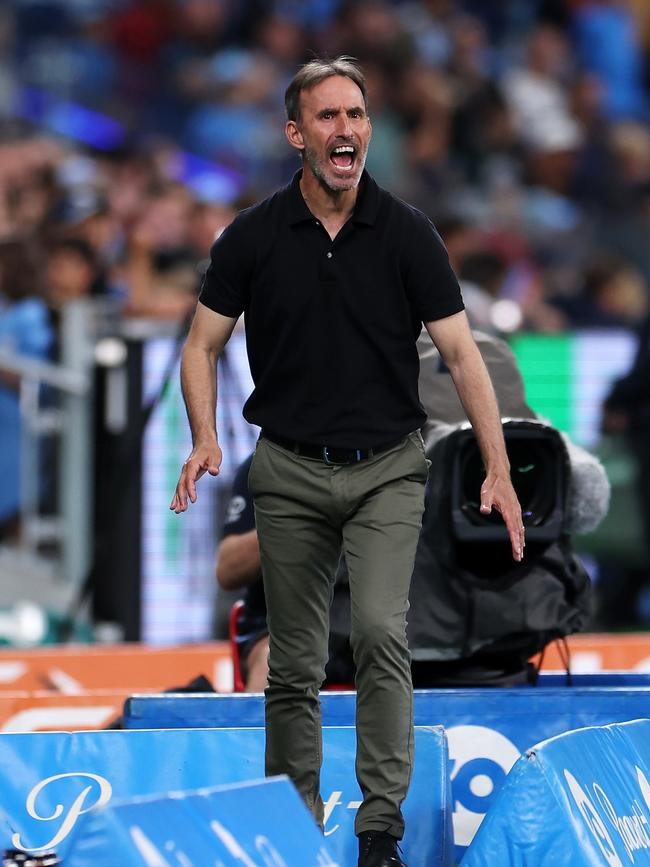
[{"xmin": 299, "ymin": 165, "xmax": 359, "ymax": 224}]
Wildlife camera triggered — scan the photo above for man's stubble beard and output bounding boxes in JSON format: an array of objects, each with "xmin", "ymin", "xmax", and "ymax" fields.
[{"xmin": 302, "ymin": 144, "xmax": 367, "ymax": 194}]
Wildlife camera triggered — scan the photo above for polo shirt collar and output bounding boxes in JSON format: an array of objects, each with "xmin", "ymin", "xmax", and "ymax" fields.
[{"xmin": 286, "ymin": 168, "xmax": 379, "ymax": 227}]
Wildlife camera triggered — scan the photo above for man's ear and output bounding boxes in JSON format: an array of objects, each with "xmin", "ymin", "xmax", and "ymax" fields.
[{"xmin": 285, "ymin": 120, "xmax": 304, "ymax": 153}]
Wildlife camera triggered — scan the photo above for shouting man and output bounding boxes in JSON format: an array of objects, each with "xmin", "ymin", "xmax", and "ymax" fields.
[{"xmin": 171, "ymin": 57, "xmax": 524, "ymax": 867}]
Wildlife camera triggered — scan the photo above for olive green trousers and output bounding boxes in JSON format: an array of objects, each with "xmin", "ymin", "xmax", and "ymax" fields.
[{"xmin": 248, "ymin": 431, "xmax": 429, "ymax": 838}]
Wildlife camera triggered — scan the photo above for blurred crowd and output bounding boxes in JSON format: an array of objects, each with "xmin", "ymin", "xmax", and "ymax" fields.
[
  {"xmin": 0, "ymin": 1, "xmax": 650, "ymax": 528},
  {"xmin": 0, "ymin": 0, "xmax": 648, "ymax": 336}
]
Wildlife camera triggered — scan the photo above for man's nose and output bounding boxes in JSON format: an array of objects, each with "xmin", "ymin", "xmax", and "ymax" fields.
[{"xmin": 335, "ymin": 113, "xmax": 352, "ymax": 137}]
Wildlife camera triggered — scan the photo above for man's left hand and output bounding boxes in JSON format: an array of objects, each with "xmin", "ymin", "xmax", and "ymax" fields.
[{"xmin": 480, "ymin": 474, "xmax": 525, "ymax": 562}]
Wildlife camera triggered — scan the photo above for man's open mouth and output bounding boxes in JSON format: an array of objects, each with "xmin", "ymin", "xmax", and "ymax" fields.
[{"xmin": 329, "ymin": 144, "xmax": 357, "ymax": 171}]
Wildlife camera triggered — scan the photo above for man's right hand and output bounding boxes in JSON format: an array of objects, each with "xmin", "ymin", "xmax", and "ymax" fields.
[{"xmin": 170, "ymin": 441, "xmax": 222, "ymax": 513}]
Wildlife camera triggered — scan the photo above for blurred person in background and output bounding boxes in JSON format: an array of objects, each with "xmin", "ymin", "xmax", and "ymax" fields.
[
  {"xmin": 449, "ymin": 14, "xmax": 518, "ymax": 188},
  {"xmin": 330, "ymin": 0, "xmax": 415, "ymax": 76},
  {"xmin": 501, "ymin": 23, "xmax": 580, "ymax": 153},
  {"xmin": 595, "ymin": 124, "xmax": 650, "ymax": 286},
  {"xmin": 437, "ymin": 218, "xmax": 564, "ymax": 335},
  {"xmin": 216, "ymin": 452, "xmax": 269, "ymax": 693},
  {"xmin": 498, "ymin": 23, "xmax": 590, "ymax": 278},
  {"xmin": 110, "ymin": 0, "xmax": 174, "ymax": 122},
  {"xmin": 0, "ymin": 139, "xmax": 64, "ymax": 239},
  {"xmin": 397, "ymin": 61, "xmax": 458, "ymax": 214},
  {"xmin": 253, "ymin": 8, "xmax": 309, "ymax": 71},
  {"xmin": 180, "ymin": 47, "xmax": 288, "ymax": 189},
  {"xmin": 601, "ymin": 308, "xmax": 650, "ymax": 625},
  {"xmin": 569, "ymin": 71, "xmax": 615, "ymax": 211},
  {"xmin": 0, "ymin": 238, "xmax": 53, "ymax": 538},
  {"xmin": 456, "ymin": 249, "xmax": 507, "ymax": 333},
  {"xmin": 122, "ymin": 183, "xmax": 201, "ymax": 319},
  {"xmin": 572, "ymin": 0, "xmax": 647, "ymax": 121},
  {"xmin": 549, "ymin": 254, "xmax": 648, "ymax": 330},
  {"xmin": 45, "ymin": 237, "xmax": 104, "ymax": 312},
  {"xmin": 434, "ymin": 216, "xmax": 483, "ymax": 272},
  {"xmin": 396, "ymin": 0, "xmax": 459, "ymax": 69}
]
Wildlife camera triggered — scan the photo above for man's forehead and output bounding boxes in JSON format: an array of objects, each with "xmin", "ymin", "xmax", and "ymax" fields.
[{"xmin": 301, "ymin": 75, "xmax": 365, "ymax": 110}]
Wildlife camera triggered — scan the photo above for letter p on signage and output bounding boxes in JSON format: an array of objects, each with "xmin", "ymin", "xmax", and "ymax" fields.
[{"xmin": 12, "ymin": 772, "xmax": 113, "ymax": 852}]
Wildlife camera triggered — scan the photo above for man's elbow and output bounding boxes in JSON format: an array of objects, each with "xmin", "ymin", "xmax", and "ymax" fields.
[
  {"xmin": 444, "ymin": 339, "xmax": 483, "ymax": 379},
  {"xmin": 182, "ymin": 338, "xmax": 219, "ymax": 367}
]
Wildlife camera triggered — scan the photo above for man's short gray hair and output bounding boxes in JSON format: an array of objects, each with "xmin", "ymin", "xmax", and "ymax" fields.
[{"xmin": 284, "ymin": 56, "xmax": 368, "ymax": 122}]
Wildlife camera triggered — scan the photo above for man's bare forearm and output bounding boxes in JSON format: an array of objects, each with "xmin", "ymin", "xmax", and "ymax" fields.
[
  {"xmin": 170, "ymin": 305, "xmax": 238, "ymax": 513},
  {"xmin": 424, "ymin": 314, "xmax": 509, "ymax": 477},
  {"xmin": 180, "ymin": 342, "xmax": 220, "ymax": 446},
  {"xmin": 425, "ymin": 312, "xmax": 524, "ymax": 559},
  {"xmin": 446, "ymin": 341, "xmax": 510, "ymax": 477},
  {"xmin": 179, "ymin": 303, "xmax": 237, "ymax": 446}
]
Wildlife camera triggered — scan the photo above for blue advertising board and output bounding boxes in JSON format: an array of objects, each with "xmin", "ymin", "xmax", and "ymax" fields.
[
  {"xmin": 0, "ymin": 726, "xmax": 451, "ymax": 867},
  {"xmin": 65, "ymin": 777, "xmax": 338, "ymax": 867},
  {"xmin": 125, "ymin": 686, "xmax": 650, "ymax": 858},
  {"xmin": 462, "ymin": 718, "xmax": 650, "ymax": 866},
  {"xmin": 536, "ymin": 673, "xmax": 650, "ymax": 687}
]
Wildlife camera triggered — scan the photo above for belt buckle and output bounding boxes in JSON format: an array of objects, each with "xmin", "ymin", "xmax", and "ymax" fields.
[{"xmin": 323, "ymin": 446, "xmax": 362, "ymax": 465}]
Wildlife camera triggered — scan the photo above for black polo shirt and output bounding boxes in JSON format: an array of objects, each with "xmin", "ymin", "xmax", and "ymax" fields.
[{"xmin": 199, "ymin": 169, "xmax": 464, "ymax": 447}]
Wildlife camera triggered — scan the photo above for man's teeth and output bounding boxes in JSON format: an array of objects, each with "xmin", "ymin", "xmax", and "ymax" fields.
[{"xmin": 332, "ymin": 146, "xmax": 355, "ymax": 154}]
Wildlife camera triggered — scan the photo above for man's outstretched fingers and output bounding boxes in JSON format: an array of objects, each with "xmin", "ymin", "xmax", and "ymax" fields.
[
  {"xmin": 504, "ymin": 508, "xmax": 524, "ymax": 561},
  {"xmin": 170, "ymin": 470, "xmax": 191, "ymax": 513},
  {"xmin": 172, "ymin": 487, "xmax": 185, "ymax": 513}
]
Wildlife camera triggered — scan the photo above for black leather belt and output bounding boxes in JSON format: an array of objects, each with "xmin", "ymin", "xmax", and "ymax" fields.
[{"xmin": 261, "ymin": 431, "xmax": 404, "ymax": 465}]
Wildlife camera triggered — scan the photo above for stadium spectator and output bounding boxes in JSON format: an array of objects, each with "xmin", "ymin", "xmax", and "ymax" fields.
[
  {"xmin": 0, "ymin": 238, "xmax": 53, "ymax": 535},
  {"xmin": 549, "ymin": 255, "xmax": 648, "ymax": 330}
]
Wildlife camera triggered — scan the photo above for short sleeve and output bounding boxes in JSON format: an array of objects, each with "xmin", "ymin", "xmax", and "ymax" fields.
[
  {"xmin": 221, "ymin": 453, "xmax": 255, "ymax": 537},
  {"xmin": 199, "ymin": 215, "xmax": 253, "ymax": 318},
  {"xmin": 402, "ymin": 210, "xmax": 465, "ymax": 323}
]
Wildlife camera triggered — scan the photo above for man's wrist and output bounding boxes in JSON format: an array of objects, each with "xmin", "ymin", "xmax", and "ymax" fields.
[
  {"xmin": 484, "ymin": 462, "xmax": 510, "ymax": 481},
  {"xmin": 192, "ymin": 431, "xmax": 219, "ymax": 449}
]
